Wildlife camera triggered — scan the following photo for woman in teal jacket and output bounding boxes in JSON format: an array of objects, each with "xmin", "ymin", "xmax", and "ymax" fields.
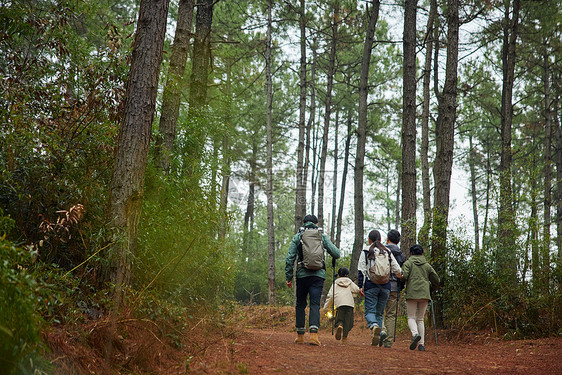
[{"xmin": 402, "ymin": 244, "xmax": 440, "ymax": 351}]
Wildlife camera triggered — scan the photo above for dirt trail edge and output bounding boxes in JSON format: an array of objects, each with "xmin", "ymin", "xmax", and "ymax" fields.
[{"xmin": 226, "ymin": 326, "xmax": 561, "ymax": 375}]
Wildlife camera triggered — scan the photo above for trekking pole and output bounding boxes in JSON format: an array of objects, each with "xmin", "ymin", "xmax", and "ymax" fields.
[
  {"xmin": 393, "ymin": 290, "xmax": 400, "ymax": 342},
  {"xmin": 331, "ymin": 257, "xmax": 336, "ymax": 335},
  {"xmin": 430, "ymin": 299, "xmax": 438, "ymax": 346}
]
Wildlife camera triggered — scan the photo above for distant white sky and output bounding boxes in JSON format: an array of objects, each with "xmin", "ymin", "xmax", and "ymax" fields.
[{"xmin": 226, "ymin": 1, "xmax": 485, "ymax": 253}]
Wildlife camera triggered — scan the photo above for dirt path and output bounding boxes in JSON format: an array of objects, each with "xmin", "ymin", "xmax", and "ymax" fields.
[
  {"xmin": 45, "ymin": 306, "xmax": 562, "ymax": 374},
  {"xmin": 226, "ymin": 326, "xmax": 562, "ymax": 374}
]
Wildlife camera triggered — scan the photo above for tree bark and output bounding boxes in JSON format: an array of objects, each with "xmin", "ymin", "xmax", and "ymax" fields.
[
  {"xmin": 304, "ymin": 40, "xmax": 318, "ymax": 216},
  {"xmin": 243, "ymin": 136, "xmax": 257, "ymax": 247},
  {"xmin": 336, "ymin": 107, "xmax": 352, "ymax": 248},
  {"xmin": 154, "ymin": 0, "xmax": 194, "ymax": 172},
  {"xmin": 469, "ymin": 136, "xmax": 480, "ymax": 253},
  {"xmin": 265, "ymin": 0, "xmax": 276, "ymax": 305},
  {"xmin": 219, "ymin": 58, "xmax": 233, "ymax": 241},
  {"xmin": 350, "ymin": 0, "xmax": 380, "ymax": 280},
  {"xmin": 530, "ymin": 161, "xmax": 540, "ymax": 286},
  {"xmin": 311, "ymin": 119, "xmax": 320, "ymax": 214},
  {"xmin": 109, "ymin": 0, "xmax": 170, "ymax": 299},
  {"xmin": 395, "ymin": 172, "xmax": 401, "ymax": 230},
  {"xmin": 542, "ymin": 50, "xmax": 552, "ymax": 292},
  {"xmin": 497, "ymin": 0, "xmax": 520, "ymax": 282},
  {"xmin": 431, "ymin": 0, "xmax": 459, "ymax": 328},
  {"xmin": 554, "ymin": 95, "xmax": 562, "ymax": 264},
  {"xmin": 331, "ymin": 109, "xmax": 339, "ymax": 238},
  {"xmin": 294, "ymin": 0, "xmax": 307, "ymax": 232},
  {"xmin": 419, "ymin": 0, "xmax": 436, "ymax": 249},
  {"xmin": 483, "ymin": 147, "xmax": 491, "ymax": 247},
  {"xmin": 401, "ymin": 0, "xmax": 418, "ymax": 255},
  {"xmin": 318, "ymin": 1, "xmax": 338, "ymax": 228},
  {"xmin": 187, "ymin": 0, "xmax": 213, "ymax": 170}
]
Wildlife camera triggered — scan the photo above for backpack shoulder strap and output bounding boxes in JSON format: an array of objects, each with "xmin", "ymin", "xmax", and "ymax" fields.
[{"xmin": 297, "ymin": 227, "xmax": 305, "ymax": 260}]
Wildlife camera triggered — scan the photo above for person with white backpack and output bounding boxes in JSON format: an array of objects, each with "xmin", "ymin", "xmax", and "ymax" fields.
[{"xmin": 358, "ymin": 230, "xmax": 403, "ymax": 346}]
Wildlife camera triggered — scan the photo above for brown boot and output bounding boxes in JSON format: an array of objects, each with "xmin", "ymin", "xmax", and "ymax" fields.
[
  {"xmin": 309, "ymin": 332, "xmax": 321, "ymax": 346},
  {"xmin": 294, "ymin": 333, "xmax": 305, "ymax": 344},
  {"xmin": 335, "ymin": 325, "xmax": 343, "ymax": 340},
  {"xmin": 341, "ymin": 337, "xmax": 348, "ymax": 345}
]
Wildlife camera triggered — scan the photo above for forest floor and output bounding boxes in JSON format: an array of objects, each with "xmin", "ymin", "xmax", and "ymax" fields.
[{"xmin": 46, "ymin": 305, "xmax": 562, "ymax": 374}]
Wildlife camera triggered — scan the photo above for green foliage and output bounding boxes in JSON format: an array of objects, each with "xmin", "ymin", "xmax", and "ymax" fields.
[
  {"xmin": 135, "ymin": 164, "xmax": 235, "ymax": 310},
  {"xmin": 0, "ymin": 0, "xmax": 134, "ymax": 272},
  {"xmin": 443, "ymin": 229, "xmax": 562, "ymax": 337},
  {"xmin": 0, "ymin": 239, "xmax": 50, "ymax": 374}
]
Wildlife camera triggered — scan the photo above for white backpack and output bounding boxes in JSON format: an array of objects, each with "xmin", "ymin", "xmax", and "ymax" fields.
[{"xmin": 366, "ymin": 248, "xmax": 391, "ymax": 284}]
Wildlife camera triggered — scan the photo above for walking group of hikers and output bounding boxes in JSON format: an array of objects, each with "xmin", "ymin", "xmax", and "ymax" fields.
[{"xmin": 285, "ymin": 214, "xmax": 440, "ymax": 351}]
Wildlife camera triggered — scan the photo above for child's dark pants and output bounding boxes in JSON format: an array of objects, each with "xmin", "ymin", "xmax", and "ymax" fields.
[{"xmin": 335, "ymin": 305, "xmax": 354, "ymax": 338}]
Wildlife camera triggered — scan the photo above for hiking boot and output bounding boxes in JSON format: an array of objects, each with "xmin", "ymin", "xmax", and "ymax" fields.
[
  {"xmin": 378, "ymin": 331, "xmax": 388, "ymax": 347},
  {"xmin": 335, "ymin": 325, "xmax": 343, "ymax": 340},
  {"xmin": 418, "ymin": 344, "xmax": 426, "ymax": 351},
  {"xmin": 370, "ymin": 325, "xmax": 381, "ymax": 346},
  {"xmin": 294, "ymin": 334, "xmax": 305, "ymax": 344},
  {"xmin": 309, "ymin": 332, "xmax": 321, "ymax": 346},
  {"xmin": 341, "ymin": 337, "xmax": 348, "ymax": 345},
  {"xmin": 383, "ymin": 344, "xmax": 392, "ymax": 348},
  {"xmin": 410, "ymin": 334, "xmax": 421, "ymax": 350}
]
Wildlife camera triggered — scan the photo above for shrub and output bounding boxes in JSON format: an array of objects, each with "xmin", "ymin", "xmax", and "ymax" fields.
[{"xmin": 0, "ymin": 239, "xmax": 50, "ymax": 374}]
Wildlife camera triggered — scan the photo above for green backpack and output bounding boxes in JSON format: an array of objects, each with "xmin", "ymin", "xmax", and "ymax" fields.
[{"xmin": 298, "ymin": 227, "xmax": 325, "ymax": 270}]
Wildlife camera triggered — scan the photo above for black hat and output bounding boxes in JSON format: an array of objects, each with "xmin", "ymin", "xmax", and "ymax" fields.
[{"xmin": 303, "ymin": 214, "xmax": 318, "ymax": 224}]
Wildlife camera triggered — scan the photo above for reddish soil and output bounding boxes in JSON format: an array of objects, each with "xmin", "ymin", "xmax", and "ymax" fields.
[
  {"xmin": 45, "ymin": 306, "xmax": 562, "ymax": 374},
  {"xmin": 229, "ymin": 327, "xmax": 562, "ymax": 375}
]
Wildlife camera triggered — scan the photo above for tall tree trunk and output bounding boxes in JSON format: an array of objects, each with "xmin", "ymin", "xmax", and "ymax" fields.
[
  {"xmin": 219, "ymin": 59, "xmax": 233, "ymax": 240},
  {"xmin": 554, "ymin": 95, "xmax": 562, "ymax": 264},
  {"xmin": 395, "ymin": 172, "xmax": 401, "ymax": 230},
  {"xmin": 431, "ymin": 0, "xmax": 459, "ymax": 328},
  {"xmin": 419, "ymin": 0, "xmax": 437, "ymax": 250},
  {"xmin": 243, "ymin": 137, "xmax": 257, "ymax": 247},
  {"xmin": 384, "ymin": 171, "xmax": 391, "ymax": 231},
  {"xmin": 294, "ymin": 0, "xmax": 307, "ymax": 232},
  {"xmin": 483, "ymin": 147, "xmax": 491, "ymax": 247},
  {"xmin": 109, "ymin": 0, "xmax": 170, "ymax": 300},
  {"xmin": 469, "ymin": 136, "xmax": 480, "ymax": 253},
  {"xmin": 187, "ymin": 0, "xmax": 213, "ymax": 170},
  {"xmin": 318, "ymin": 2, "xmax": 338, "ymax": 228},
  {"xmin": 210, "ymin": 138, "xmax": 219, "ymax": 206},
  {"xmin": 401, "ymin": 0, "xmax": 418, "ymax": 255},
  {"xmin": 154, "ymin": 0, "xmax": 194, "ymax": 172},
  {"xmin": 336, "ymin": 108, "xmax": 352, "ymax": 248},
  {"xmin": 530, "ymin": 161, "xmax": 540, "ymax": 288},
  {"xmin": 542, "ymin": 51, "xmax": 552, "ymax": 292},
  {"xmin": 304, "ymin": 40, "xmax": 318, "ymax": 215},
  {"xmin": 331, "ymin": 110, "xmax": 339, "ymax": 238},
  {"xmin": 497, "ymin": 0, "xmax": 520, "ymax": 282},
  {"xmin": 350, "ymin": 0, "xmax": 380, "ymax": 280},
  {"xmin": 265, "ymin": 0, "xmax": 276, "ymax": 305},
  {"xmin": 311, "ymin": 121, "xmax": 320, "ymax": 214}
]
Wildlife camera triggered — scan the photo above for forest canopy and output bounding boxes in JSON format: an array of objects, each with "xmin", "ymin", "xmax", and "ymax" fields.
[{"xmin": 0, "ymin": 0, "xmax": 561, "ymax": 372}]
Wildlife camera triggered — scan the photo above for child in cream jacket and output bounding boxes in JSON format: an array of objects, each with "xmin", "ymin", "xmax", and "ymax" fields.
[{"xmin": 323, "ymin": 267, "xmax": 361, "ymax": 344}]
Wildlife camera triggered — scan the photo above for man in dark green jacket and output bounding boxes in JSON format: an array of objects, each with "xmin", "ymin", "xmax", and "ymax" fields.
[{"xmin": 285, "ymin": 215, "xmax": 340, "ymax": 346}]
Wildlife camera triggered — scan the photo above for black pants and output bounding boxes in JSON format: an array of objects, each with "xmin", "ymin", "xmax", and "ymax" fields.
[
  {"xmin": 335, "ymin": 305, "xmax": 354, "ymax": 338},
  {"xmin": 295, "ymin": 276, "xmax": 324, "ymax": 333}
]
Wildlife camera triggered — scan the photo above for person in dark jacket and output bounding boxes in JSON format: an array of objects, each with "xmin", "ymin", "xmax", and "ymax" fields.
[
  {"xmin": 402, "ymin": 244, "xmax": 440, "ymax": 351},
  {"xmin": 379, "ymin": 229, "xmax": 406, "ymax": 348},
  {"xmin": 285, "ymin": 214, "xmax": 340, "ymax": 346}
]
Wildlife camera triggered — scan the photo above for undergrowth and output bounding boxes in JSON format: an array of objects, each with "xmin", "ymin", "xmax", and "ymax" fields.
[{"xmin": 442, "ymin": 232, "xmax": 562, "ymax": 338}]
